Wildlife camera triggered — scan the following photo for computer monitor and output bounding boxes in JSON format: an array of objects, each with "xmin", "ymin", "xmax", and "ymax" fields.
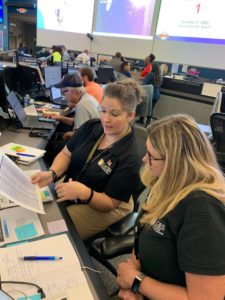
[
  {"xmin": 44, "ymin": 66, "xmax": 62, "ymax": 89},
  {"xmin": 17, "ymin": 64, "xmax": 41, "ymax": 95}
]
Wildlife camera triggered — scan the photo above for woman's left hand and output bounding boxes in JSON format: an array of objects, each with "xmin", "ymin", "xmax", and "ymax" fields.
[
  {"xmin": 118, "ymin": 289, "xmax": 143, "ymax": 300},
  {"xmin": 55, "ymin": 179, "xmax": 91, "ymax": 202},
  {"xmin": 117, "ymin": 259, "xmax": 140, "ymax": 290}
]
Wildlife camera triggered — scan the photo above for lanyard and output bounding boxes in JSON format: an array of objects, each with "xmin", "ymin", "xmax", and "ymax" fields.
[{"xmin": 76, "ymin": 133, "xmax": 107, "ymax": 181}]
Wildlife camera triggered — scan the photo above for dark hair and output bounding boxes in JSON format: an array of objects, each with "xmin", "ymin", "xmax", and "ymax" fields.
[
  {"xmin": 115, "ymin": 52, "xmax": 122, "ymax": 58},
  {"xmin": 152, "ymin": 62, "xmax": 162, "ymax": 87},
  {"xmin": 80, "ymin": 67, "xmax": 94, "ymax": 81},
  {"xmin": 119, "ymin": 61, "xmax": 130, "ymax": 73},
  {"xmin": 103, "ymin": 79, "xmax": 144, "ymax": 113},
  {"xmin": 149, "ymin": 53, "xmax": 155, "ymax": 63}
]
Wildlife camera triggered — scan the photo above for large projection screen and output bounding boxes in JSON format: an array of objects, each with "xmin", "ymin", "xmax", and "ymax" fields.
[
  {"xmin": 154, "ymin": 0, "xmax": 225, "ymax": 69},
  {"xmin": 91, "ymin": 0, "xmax": 160, "ymax": 58},
  {"xmin": 37, "ymin": 0, "xmax": 95, "ymax": 50}
]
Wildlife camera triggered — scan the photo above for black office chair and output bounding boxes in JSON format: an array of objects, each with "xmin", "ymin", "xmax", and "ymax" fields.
[
  {"xmin": 96, "ymin": 67, "xmax": 114, "ymax": 84},
  {"xmin": 88, "ymin": 187, "xmax": 149, "ymax": 276},
  {"xmin": 210, "ymin": 113, "xmax": 225, "ymax": 169}
]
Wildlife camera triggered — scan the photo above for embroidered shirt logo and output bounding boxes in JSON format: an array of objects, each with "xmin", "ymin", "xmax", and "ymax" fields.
[
  {"xmin": 153, "ymin": 220, "xmax": 165, "ymax": 235},
  {"xmin": 98, "ymin": 159, "xmax": 112, "ymax": 175}
]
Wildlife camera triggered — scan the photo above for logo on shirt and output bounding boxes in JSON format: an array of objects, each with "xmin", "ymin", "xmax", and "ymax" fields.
[
  {"xmin": 98, "ymin": 159, "xmax": 112, "ymax": 175},
  {"xmin": 153, "ymin": 220, "xmax": 165, "ymax": 235}
]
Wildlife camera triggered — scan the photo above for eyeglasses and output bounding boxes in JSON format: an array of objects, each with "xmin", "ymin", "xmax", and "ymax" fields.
[{"xmin": 146, "ymin": 151, "xmax": 165, "ymax": 166}]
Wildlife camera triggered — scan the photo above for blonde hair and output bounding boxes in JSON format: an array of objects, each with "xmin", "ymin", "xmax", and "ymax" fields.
[
  {"xmin": 103, "ymin": 79, "xmax": 144, "ymax": 113},
  {"xmin": 141, "ymin": 114, "xmax": 225, "ymax": 225}
]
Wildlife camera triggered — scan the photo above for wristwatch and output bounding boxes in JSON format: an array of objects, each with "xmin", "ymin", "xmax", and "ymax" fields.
[
  {"xmin": 49, "ymin": 169, "xmax": 58, "ymax": 182},
  {"xmin": 131, "ymin": 272, "xmax": 146, "ymax": 294}
]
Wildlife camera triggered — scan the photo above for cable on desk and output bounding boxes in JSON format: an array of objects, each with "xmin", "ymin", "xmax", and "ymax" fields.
[
  {"xmin": 81, "ymin": 265, "xmax": 101, "ymax": 273},
  {"xmin": 0, "ymin": 280, "xmax": 46, "ymax": 299}
]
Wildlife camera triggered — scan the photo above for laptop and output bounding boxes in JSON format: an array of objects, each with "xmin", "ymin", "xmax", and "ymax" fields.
[
  {"xmin": 7, "ymin": 91, "xmax": 54, "ymax": 130},
  {"xmin": 50, "ymin": 86, "xmax": 67, "ymax": 106}
]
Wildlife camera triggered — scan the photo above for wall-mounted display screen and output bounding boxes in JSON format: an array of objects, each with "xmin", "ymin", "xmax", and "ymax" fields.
[
  {"xmin": 93, "ymin": 0, "xmax": 156, "ymax": 39},
  {"xmin": 37, "ymin": 0, "xmax": 95, "ymax": 34},
  {"xmin": 0, "ymin": 0, "xmax": 3, "ymax": 23},
  {"xmin": 156, "ymin": 0, "xmax": 225, "ymax": 45}
]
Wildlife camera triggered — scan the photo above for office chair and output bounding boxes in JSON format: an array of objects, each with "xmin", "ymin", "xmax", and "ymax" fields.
[
  {"xmin": 210, "ymin": 113, "xmax": 225, "ymax": 167},
  {"xmin": 136, "ymin": 84, "xmax": 153, "ymax": 126},
  {"xmin": 96, "ymin": 67, "xmax": 114, "ymax": 84},
  {"xmin": 88, "ymin": 187, "xmax": 149, "ymax": 277}
]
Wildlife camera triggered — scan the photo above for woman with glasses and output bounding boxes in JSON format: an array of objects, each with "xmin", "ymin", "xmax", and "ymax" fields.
[
  {"xmin": 32, "ymin": 79, "xmax": 144, "ymax": 239},
  {"xmin": 117, "ymin": 114, "xmax": 225, "ymax": 299}
]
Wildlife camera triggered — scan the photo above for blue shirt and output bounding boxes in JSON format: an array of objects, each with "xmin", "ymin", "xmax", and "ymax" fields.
[{"xmin": 143, "ymin": 72, "xmax": 160, "ymax": 101}]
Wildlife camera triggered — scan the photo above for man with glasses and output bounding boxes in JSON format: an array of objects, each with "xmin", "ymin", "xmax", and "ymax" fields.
[{"xmin": 44, "ymin": 73, "xmax": 100, "ymax": 165}]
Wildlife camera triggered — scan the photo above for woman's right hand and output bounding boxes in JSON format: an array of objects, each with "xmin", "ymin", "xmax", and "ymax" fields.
[{"xmin": 31, "ymin": 171, "xmax": 53, "ymax": 188}]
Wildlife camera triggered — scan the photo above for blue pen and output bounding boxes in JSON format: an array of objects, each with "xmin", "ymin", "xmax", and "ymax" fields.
[
  {"xmin": 3, "ymin": 219, "xmax": 9, "ymax": 238},
  {"xmin": 16, "ymin": 153, "xmax": 36, "ymax": 157},
  {"xmin": 21, "ymin": 256, "xmax": 63, "ymax": 261}
]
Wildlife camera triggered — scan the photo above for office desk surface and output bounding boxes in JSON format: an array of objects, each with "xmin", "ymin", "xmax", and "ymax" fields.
[{"xmin": 0, "ymin": 129, "xmax": 110, "ymax": 300}]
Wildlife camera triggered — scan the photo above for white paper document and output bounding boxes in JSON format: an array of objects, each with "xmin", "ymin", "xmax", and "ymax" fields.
[
  {"xmin": 0, "ymin": 234, "xmax": 93, "ymax": 299},
  {"xmin": 24, "ymin": 104, "xmax": 38, "ymax": 116},
  {"xmin": 0, "ymin": 154, "xmax": 45, "ymax": 214},
  {"xmin": 0, "ymin": 206, "xmax": 44, "ymax": 246},
  {"xmin": 201, "ymin": 82, "xmax": 222, "ymax": 98}
]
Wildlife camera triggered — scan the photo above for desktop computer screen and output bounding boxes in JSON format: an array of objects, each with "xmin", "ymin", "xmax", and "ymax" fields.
[
  {"xmin": 17, "ymin": 64, "xmax": 41, "ymax": 95},
  {"xmin": 44, "ymin": 66, "xmax": 62, "ymax": 89}
]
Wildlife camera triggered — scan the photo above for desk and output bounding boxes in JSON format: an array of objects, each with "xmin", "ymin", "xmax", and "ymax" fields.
[
  {"xmin": 154, "ymin": 77, "xmax": 214, "ymax": 124},
  {"xmin": 0, "ymin": 128, "xmax": 109, "ymax": 300}
]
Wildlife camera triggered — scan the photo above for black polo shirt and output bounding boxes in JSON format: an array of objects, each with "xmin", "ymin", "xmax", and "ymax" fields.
[
  {"xmin": 135, "ymin": 190, "xmax": 225, "ymax": 286},
  {"xmin": 65, "ymin": 119, "xmax": 142, "ymax": 202}
]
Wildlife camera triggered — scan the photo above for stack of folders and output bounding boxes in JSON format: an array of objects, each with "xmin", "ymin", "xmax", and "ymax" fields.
[{"xmin": 0, "ymin": 143, "xmax": 46, "ymax": 165}]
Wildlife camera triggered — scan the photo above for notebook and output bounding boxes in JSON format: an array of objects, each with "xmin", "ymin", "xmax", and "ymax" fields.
[
  {"xmin": 7, "ymin": 91, "xmax": 54, "ymax": 130},
  {"xmin": 0, "ymin": 143, "xmax": 46, "ymax": 165}
]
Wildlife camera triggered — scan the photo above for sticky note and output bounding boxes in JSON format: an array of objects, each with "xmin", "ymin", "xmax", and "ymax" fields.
[
  {"xmin": 15, "ymin": 223, "xmax": 38, "ymax": 240},
  {"xmin": 18, "ymin": 293, "xmax": 41, "ymax": 300},
  {"xmin": 47, "ymin": 219, "xmax": 68, "ymax": 234}
]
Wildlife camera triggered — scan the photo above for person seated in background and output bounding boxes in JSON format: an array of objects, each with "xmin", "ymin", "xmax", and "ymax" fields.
[
  {"xmin": 44, "ymin": 73, "xmax": 100, "ymax": 165},
  {"xmin": 52, "ymin": 45, "xmax": 62, "ymax": 64},
  {"xmin": 116, "ymin": 114, "xmax": 225, "ymax": 300},
  {"xmin": 109, "ymin": 52, "xmax": 124, "ymax": 72},
  {"xmin": 143, "ymin": 61, "xmax": 162, "ymax": 109},
  {"xmin": 62, "ymin": 46, "xmax": 70, "ymax": 62},
  {"xmin": 18, "ymin": 42, "xmax": 28, "ymax": 55},
  {"xmin": 75, "ymin": 49, "xmax": 90, "ymax": 64},
  {"xmin": 32, "ymin": 79, "xmax": 144, "ymax": 240},
  {"xmin": 119, "ymin": 61, "xmax": 131, "ymax": 78},
  {"xmin": 141, "ymin": 53, "xmax": 155, "ymax": 78},
  {"xmin": 80, "ymin": 67, "xmax": 103, "ymax": 104}
]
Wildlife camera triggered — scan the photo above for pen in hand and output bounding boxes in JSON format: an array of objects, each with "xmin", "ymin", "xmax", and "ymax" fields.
[{"xmin": 21, "ymin": 256, "xmax": 63, "ymax": 261}]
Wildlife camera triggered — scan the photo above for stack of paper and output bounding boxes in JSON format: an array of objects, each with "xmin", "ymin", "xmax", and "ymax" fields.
[
  {"xmin": 0, "ymin": 154, "xmax": 45, "ymax": 214},
  {"xmin": 0, "ymin": 143, "xmax": 46, "ymax": 165}
]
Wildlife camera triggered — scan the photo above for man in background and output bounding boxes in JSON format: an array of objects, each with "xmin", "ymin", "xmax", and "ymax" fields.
[
  {"xmin": 44, "ymin": 73, "xmax": 99, "ymax": 165},
  {"xmin": 80, "ymin": 67, "xmax": 103, "ymax": 104},
  {"xmin": 76, "ymin": 49, "xmax": 90, "ymax": 64}
]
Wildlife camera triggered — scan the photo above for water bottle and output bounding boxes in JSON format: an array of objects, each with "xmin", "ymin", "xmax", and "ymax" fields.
[{"xmin": 24, "ymin": 94, "xmax": 30, "ymax": 107}]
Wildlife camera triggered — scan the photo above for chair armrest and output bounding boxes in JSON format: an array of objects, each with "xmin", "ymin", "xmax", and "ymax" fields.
[
  {"xmin": 108, "ymin": 212, "xmax": 138, "ymax": 236},
  {"xmin": 101, "ymin": 235, "xmax": 134, "ymax": 259}
]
